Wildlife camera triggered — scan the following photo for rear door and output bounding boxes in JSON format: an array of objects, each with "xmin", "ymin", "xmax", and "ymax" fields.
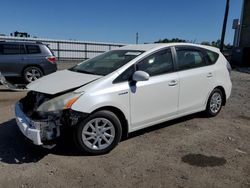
[
  {"xmin": 175, "ymin": 46, "xmax": 216, "ymax": 115},
  {"xmin": 0, "ymin": 43, "xmax": 25, "ymax": 77},
  {"xmin": 24, "ymin": 44, "xmax": 43, "ymax": 65}
]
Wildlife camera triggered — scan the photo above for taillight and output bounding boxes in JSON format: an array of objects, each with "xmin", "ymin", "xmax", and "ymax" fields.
[{"xmin": 46, "ymin": 56, "xmax": 57, "ymax": 63}]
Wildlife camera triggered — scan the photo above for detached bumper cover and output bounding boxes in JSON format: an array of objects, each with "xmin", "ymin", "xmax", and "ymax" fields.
[
  {"xmin": 0, "ymin": 71, "xmax": 27, "ymax": 91},
  {"xmin": 15, "ymin": 102, "xmax": 42, "ymax": 145}
]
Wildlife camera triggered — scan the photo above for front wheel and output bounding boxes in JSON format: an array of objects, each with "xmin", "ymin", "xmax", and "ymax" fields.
[
  {"xmin": 205, "ymin": 88, "xmax": 223, "ymax": 117},
  {"xmin": 73, "ymin": 110, "xmax": 122, "ymax": 155}
]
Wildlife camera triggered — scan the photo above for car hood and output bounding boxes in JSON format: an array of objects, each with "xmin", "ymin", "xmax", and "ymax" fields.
[{"xmin": 27, "ymin": 70, "xmax": 102, "ymax": 95}]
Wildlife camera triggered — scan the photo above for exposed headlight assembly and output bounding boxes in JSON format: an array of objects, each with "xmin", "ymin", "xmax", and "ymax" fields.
[{"xmin": 37, "ymin": 92, "xmax": 82, "ymax": 112}]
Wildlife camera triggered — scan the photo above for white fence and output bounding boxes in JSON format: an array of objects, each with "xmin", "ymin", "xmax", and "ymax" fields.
[{"xmin": 0, "ymin": 36, "xmax": 126, "ymax": 60}]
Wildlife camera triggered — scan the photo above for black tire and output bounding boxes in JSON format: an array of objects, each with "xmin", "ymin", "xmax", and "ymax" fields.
[
  {"xmin": 73, "ymin": 110, "xmax": 122, "ymax": 155},
  {"xmin": 205, "ymin": 88, "xmax": 223, "ymax": 117},
  {"xmin": 23, "ymin": 66, "xmax": 43, "ymax": 83}
]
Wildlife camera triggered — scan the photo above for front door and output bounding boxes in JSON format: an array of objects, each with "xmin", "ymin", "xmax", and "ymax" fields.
[{"xmin": 130, "ymin": 48, "xmax": 179, "ymax": 130}]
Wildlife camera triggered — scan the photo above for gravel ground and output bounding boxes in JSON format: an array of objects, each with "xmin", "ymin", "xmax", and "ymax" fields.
[{"xmin": 0, "ymin": 71, "xmax": 249, "ymax": 188}]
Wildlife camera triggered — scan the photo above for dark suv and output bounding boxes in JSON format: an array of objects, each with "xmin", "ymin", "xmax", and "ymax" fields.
[{"xmin": 0, "ymin": 41, "xmax": 57, "ymax": 83}]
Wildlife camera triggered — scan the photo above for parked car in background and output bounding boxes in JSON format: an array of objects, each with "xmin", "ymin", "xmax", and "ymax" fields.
[
  {"xmin": 0, "ymin": 41, "xmax": 57, "ymax": 83},
  {"xmin": 15, "ymin": 43, "xmax": 232, "ymax": 154}
]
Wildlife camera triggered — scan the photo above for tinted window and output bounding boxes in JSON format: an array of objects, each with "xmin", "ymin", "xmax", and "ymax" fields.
[
  {"xmin": 20, "ymin": 45, "xmax": 26, "ymax": 54},
  {"xmin": 136, "ymin": 49, "xmax": 174, "ymax": 76},
  {"xmin": 206, "ymin": 50, "xmax": 219, "ymax": 64},
  {"xmin": 176, "ymin": 49, "xmax": 206, "ymax": 70},
  {"xmin": 2, "ymin": 44, "xmax": 20, "ymax": 54},
  {"xmin": 26, "ymin": 45, "xmax": 41, "ymax": 54}
]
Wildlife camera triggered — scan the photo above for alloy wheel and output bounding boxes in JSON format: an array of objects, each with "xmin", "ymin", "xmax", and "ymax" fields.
[
  {"xmin": 209, "ymin": 92, "xmax": 222, "ymax": 114},
  {"xmin": 25, "ymin": 68, "xmax": 42, "ymax": 82},
  {"xmin": 81, "ymin": 118, "xmax": 115, "ymax": 150}
]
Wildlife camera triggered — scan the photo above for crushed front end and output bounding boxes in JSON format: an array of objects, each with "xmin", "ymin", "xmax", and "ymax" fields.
[{"xmin": 15, "ymin": 91, "xmax": 87, "ymax": 145}]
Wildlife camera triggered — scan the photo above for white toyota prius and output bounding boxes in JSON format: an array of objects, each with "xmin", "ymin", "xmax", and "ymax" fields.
[{"xmin": 15, "ymin": 43, "xmax": 232, "ymax": 154}]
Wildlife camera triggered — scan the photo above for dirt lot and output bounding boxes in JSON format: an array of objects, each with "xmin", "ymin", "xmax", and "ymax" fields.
[{"xmin": 0, "ymin": 71, "xmax": 249, "ymax": 188}]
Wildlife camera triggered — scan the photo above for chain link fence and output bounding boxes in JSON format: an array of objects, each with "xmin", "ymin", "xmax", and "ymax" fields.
[{"xmin": 0, "ymin": 36, "xmax": 126, "ymax": 61}]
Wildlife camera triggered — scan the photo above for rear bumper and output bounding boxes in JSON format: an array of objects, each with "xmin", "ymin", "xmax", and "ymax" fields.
[
  {"xmin": 225, "ymin": 79, "xmax": 232, "ymax": 100},
  {"xmin": 42, "ymin": 62, "xmax": 57, "ymax": 75},
  {"xmin": 15, "ymin": 102, "xmax": 42, "ymax": 145}
]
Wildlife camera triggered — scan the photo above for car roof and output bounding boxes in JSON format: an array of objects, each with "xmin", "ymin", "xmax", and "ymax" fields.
[
  {"xmin": 118, "ymin": 43, "xmax": 220, "ymax": 53},
  {"xmin": 0, "ymin": 40, "xmax": 43, "ymax": 45}
]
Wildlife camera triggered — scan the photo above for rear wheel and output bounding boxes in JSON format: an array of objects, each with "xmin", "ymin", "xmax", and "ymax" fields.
[
  {"xmin": 23, "ymin": 66, "xmax": 43, "ymax": 83},
  {"xmin": 74, "ymin": 110, "xmax": 122, "ymax": 155},
  {"xmin": 205, "ymin": 88, "xmax": 223, "ymax": 117}
]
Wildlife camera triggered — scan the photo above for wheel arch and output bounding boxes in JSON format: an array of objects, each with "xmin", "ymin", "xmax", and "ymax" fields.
[
  {"xmin": 205, "ymin": 85, "xmax": 227, "ymax": 109},
  {"xmin": 207, "ymin": 85, "xmax": 227, "ymax": 106},
  {"xmin": 22, "ymin": 64, "xmax": 44, "ymax": 76},
  {"xmin": 91, "ymin": 106, "xmax": 129, "ymax": 139},
  {"xmin": 213, "ymin": 86, "xmax": 227, "ymax": 106}
]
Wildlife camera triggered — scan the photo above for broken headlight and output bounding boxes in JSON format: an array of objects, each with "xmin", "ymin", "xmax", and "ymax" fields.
[{"xmin": 37, "ymin": 92, "xmax": 82, "ymax": 112}]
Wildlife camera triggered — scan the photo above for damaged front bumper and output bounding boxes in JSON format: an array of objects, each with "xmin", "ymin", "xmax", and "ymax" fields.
[
  {"xmin": 15, "ymin": 102, "xmax": 62, "ymax": 145},
  {"xmin": 15, "ymin": 101, "xmax": 88, "ymax": 145},
  {"xmin": 15, "ymin": 102, "xmax": 43, "ymax": 145}
]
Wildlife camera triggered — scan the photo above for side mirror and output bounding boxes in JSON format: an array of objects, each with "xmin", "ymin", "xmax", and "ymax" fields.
[{"xmin": 132, "ymin": 71, "xmax": 150, "ymax": 82}]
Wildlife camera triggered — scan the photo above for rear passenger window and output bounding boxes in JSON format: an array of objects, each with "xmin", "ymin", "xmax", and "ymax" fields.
[
  {"xmin": 206, "ymin": 50, "xmax": 219, "ymax": 64},
  {"xmin": 20, "ymin": 45, "xmax": 26, "ymax": 54},
  {"xmin": 26, "ymin": 45, "xmax": 41, "ymax": 54},
  {"xmin": 176, "ymin": 49, "xmax": 206, "ymax": 70},
  {"xmin": 136, "ymin": 49, "xmax": 174, "ymax": 76},
  {"xmin": 2, "ymin": 44, "xmax": 21, "ymax": 54},
  {"xmin": 0, "ymin": 45, "xmax": 3, "ymax": 54}
]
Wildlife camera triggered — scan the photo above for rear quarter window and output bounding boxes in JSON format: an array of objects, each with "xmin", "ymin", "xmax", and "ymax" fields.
[
  {"xmin": 45, "ymin": 45, "xmax": 54, "ymax": 55},
  {"xmin": 26, "ymin": 45, "xmax": 41, "ymax": 54},
  {"xmin": 206, "ymin": 50, "xmax": 219, "ymax": 64}
]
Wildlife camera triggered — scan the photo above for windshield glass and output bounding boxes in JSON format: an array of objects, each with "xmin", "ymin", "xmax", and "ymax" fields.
[{"xmin": 69, "ymin": 50, "xmax": 144, "ymax": 76}]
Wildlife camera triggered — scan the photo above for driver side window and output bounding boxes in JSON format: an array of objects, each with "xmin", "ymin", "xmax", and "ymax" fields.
[
  {"xmin": 113, "ymin": 65, "xmax": 135, "ymax": 84},
  {"xmin": 136, "ymin": 49, "xmax": 174, "ymax": 76}
]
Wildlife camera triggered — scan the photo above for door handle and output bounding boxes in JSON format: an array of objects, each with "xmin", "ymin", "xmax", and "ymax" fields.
[
  {"xmin": 168, "ymin": 80, "xmax": 178, "ymax": 86},
  {"xmin": 207, "ymin": 72, "xmax": 213, "ymax": 78}
]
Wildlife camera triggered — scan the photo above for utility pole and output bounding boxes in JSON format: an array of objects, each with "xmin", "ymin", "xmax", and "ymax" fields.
[
  {"xmin": 220, "ymin": 0, "xmax": 230, "ymax": 51},
  {"xmin": 136, "ymin": 32, "xmax": 139, "ymax": 44}
]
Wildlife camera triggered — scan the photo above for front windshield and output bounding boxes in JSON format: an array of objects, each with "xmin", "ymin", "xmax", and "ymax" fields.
[{"xmin": 69, "ymin": 50, "xmax": 144, "ymax": 76}]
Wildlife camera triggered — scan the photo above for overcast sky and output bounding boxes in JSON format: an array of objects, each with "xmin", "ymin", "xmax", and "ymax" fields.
[{"xmin": 0, "ymin": 0, "xmax": 243, "ymax": 44}]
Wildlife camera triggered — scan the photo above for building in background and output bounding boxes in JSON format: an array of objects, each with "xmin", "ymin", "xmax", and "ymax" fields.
[
  {"xmin": 232, "ymin": 0, "xmax": 250, "ymax": 67},
  {"xmin": 10, "ymin": 31, "xmax": 30, "ymax": 38}
]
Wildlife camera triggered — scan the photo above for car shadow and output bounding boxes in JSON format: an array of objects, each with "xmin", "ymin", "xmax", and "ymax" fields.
[
  {"xmin": 127, "ymin": 112, "xmax": 204, "ymax": 139},
  {"xmin": 0, "ymin": 112, "xmax": 204, "ymax": 164},
  {"xmin": 0, "ymin": 119, "xmax": 49, "ymax": 164},
  {"xmin": 0, "ymin": 119, "xmax": 97, "ymax": 164}
]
